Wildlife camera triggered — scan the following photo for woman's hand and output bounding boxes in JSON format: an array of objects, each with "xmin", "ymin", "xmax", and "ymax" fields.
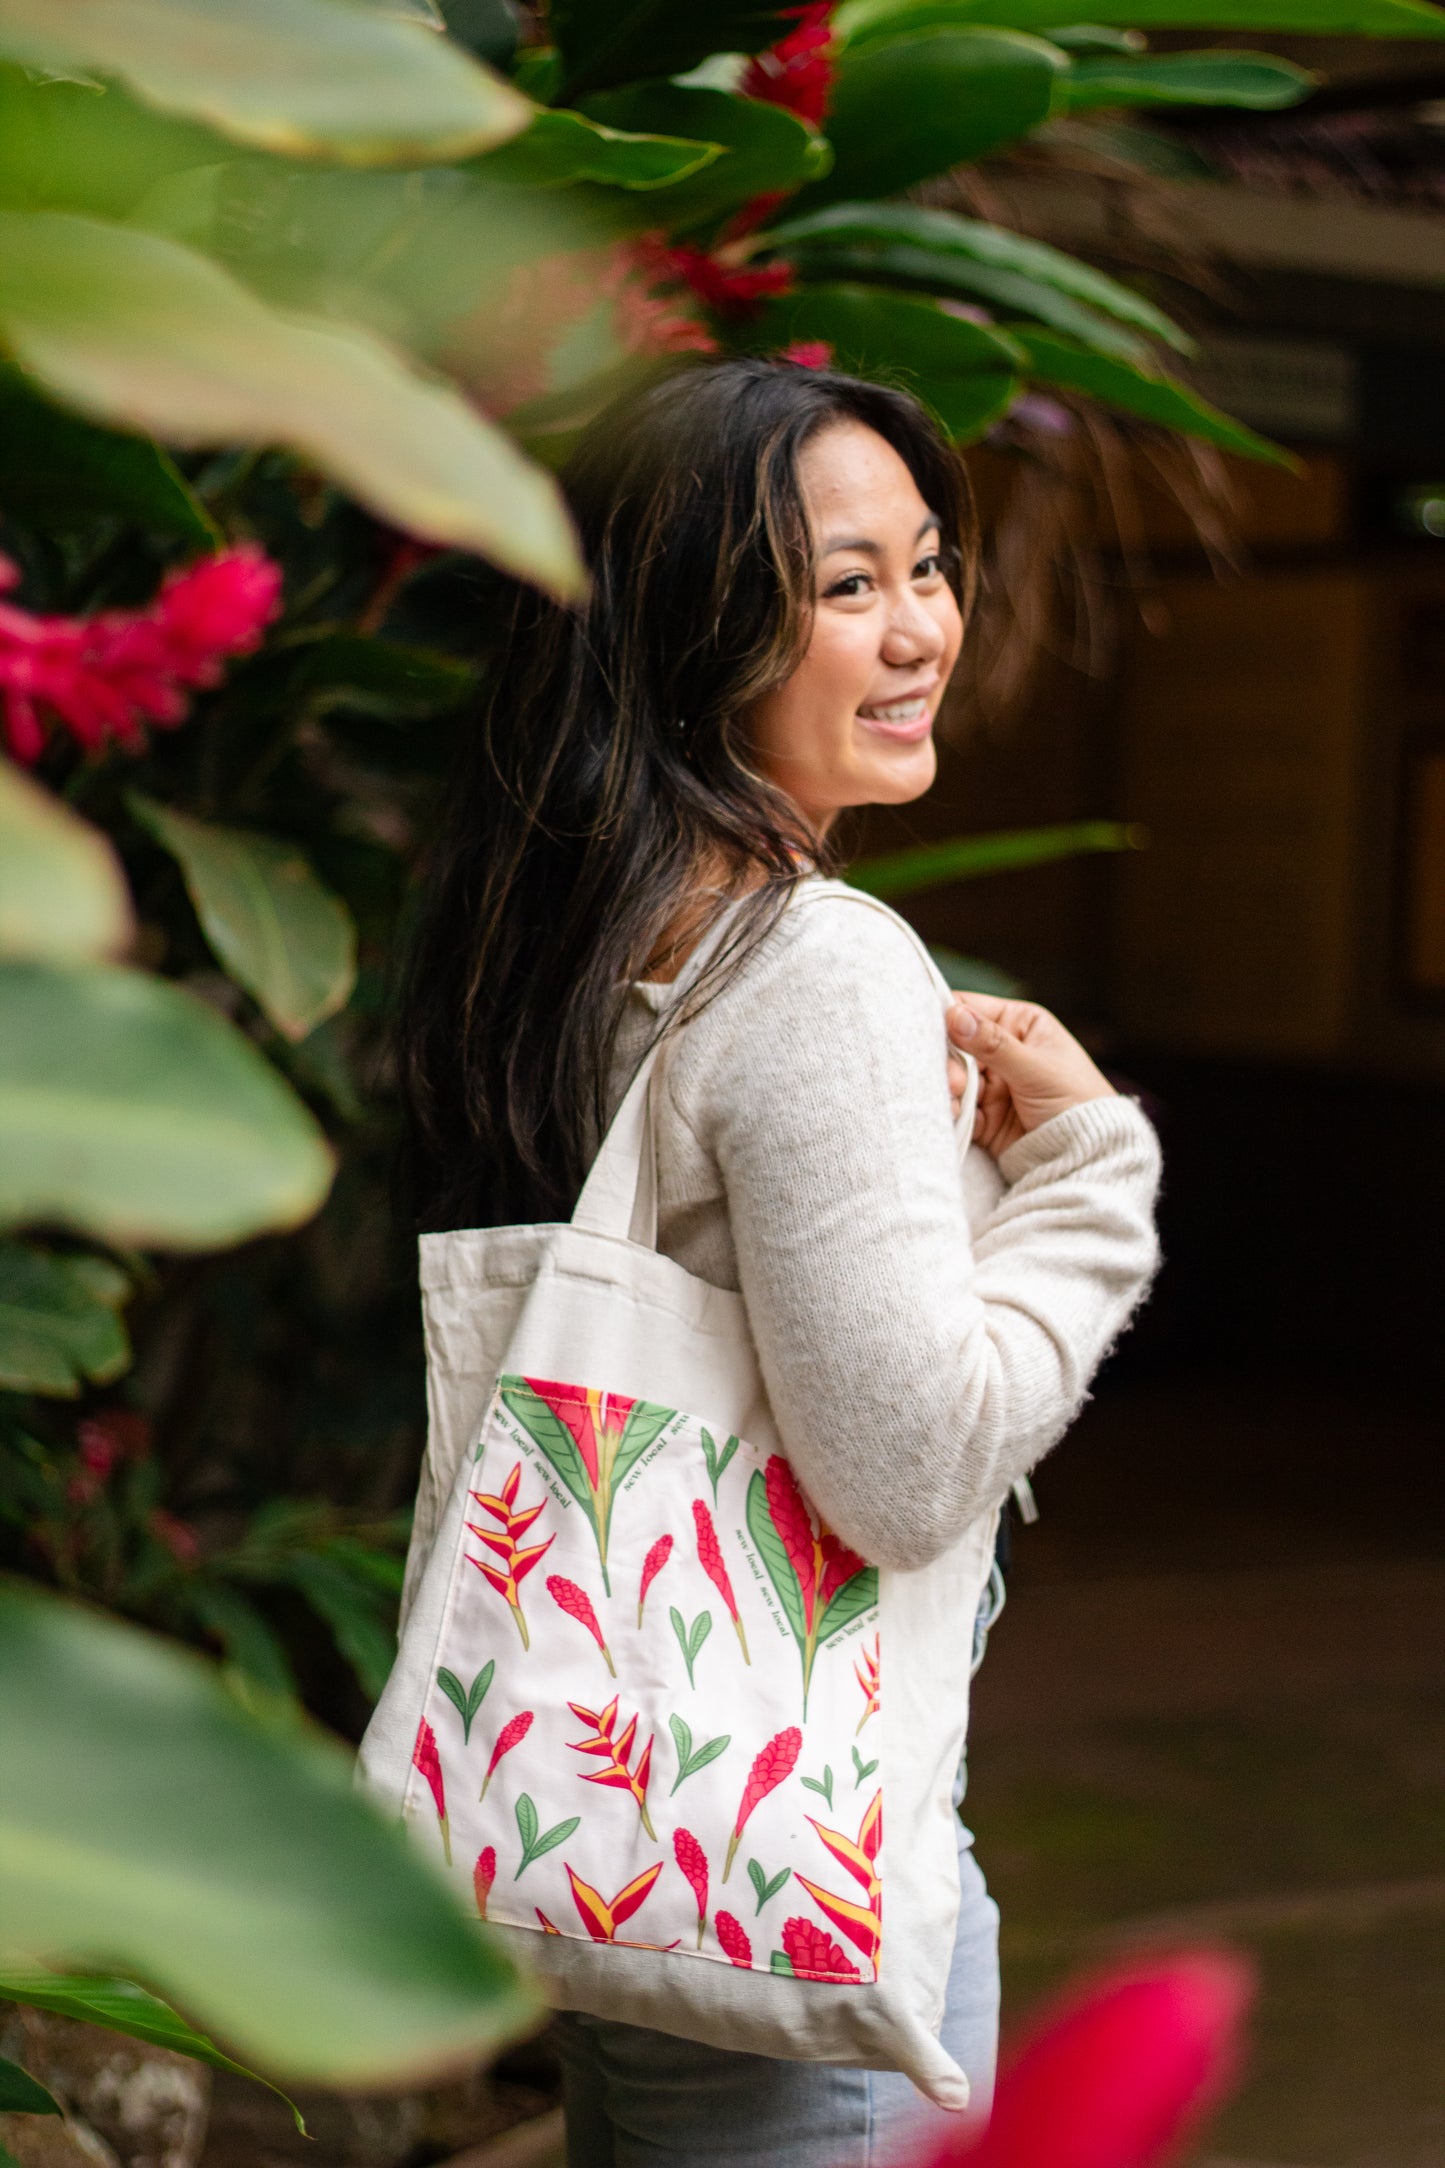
[{"xmin": 945, "ymin": 992, "xmax": 1117, "ymax": 1159}]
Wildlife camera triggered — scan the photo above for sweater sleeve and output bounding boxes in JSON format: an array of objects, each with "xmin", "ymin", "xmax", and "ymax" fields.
[{"xmin": 688, "ymin": 891, "xmax": 1163, "ymax": 1569}]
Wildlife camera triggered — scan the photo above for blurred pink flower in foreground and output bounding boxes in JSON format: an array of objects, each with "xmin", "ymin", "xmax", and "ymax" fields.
[
  {"xmin": 925, "ymin": 1950, "xmax": 1252, "ymax": 2168},
  {"xmin": 0, "ymin": 544, "xmax": 282, "ymax": 764}
]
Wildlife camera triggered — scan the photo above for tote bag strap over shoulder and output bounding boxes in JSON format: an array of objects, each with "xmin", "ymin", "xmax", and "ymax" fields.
[{"xmin": 571, "ymin": 878, "xmax": 980, "ymax": 1251}]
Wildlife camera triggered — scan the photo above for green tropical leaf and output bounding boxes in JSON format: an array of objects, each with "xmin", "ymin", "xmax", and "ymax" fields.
[
  {"xmin": 928, "ymin": 945, "xmax": 1027, "ymax": 997},
  {"xmin": 0, "ymin": 365, "xmax": 213, "ymax": 538},
  {"xmin": 699, "ymin": 1428, "xmax": 740, "ymax": 1505},
  {"xmin": 835, "ymin": 0, "xmax": 1445, "ymax": 38},
  {"xmin": 130, "ymin": 797, "xmax": 357, "ymax": 1045},
  {"xmin": 747, "ymin": 1859, "xmax": 790, "ymax": 1913},
  {"xmin": 610, "ymin": 1399, "xmax": 676, "ymax": 1491},
  {"xmin": 0, "ymin": 0, "xmax": 533, "ymax": 164},
  {"xmin": 497, "ymin": 1380, "xmax": 600, "ymax": 1537},
  {"xmin": 0, "ymin": 2056, "xmax": 59, "ymax": 2116},
  {"xmin": 518, "ymin": 1813, "xmax": 578, "ymax": 1873},
  {"xmin": 849, "ymin": 820, "xmax": 1144, "ymax": 897},
  {"xmin": 0, "ymin": 211, "xmax": 586, "ymax": 597},
  {"xmin": 1012, "ymin": 326, "xmax": 1296, "ymax": 463},
  {"xmin": 578, "ymin": 84, "xmax": 827, "ymax": 231},
  {"xmin": 852, "ymin": 1746, "xmax": 879, "ymax": 1785},
  {"xmin": 750, "ymin": 283, "xmax": 1022, "ymax": 443},
  {"xmin": 670, "ymin": 1606, "xmax": 711, "ymax": 1688},
  {"xmin": 769, "ymin": 1949, "xmax": 795, "ymax": 1975},
  {"xmin": 0, "ymin": 1584, "xmax": 538, "ymax": 2084},
  {"xmin": 669, "ymin": 1714, "xmax": 693, "ymax": 1766},
  {"xmin": 0, "ymin": 960, "xmax": 334, "ymax": 1249},
  {"xmin": 281, "ymin": 633, "xmax": 475, "ymax": 720},
  {"xmin": 280, "ymin": 1553, "xmax": 396, "ymax": 1701},
  {"xmin": 1061, "ymin": 49, "xmax": 1315, "ymax": 110},
  {"xmin": 816, "ymin": 1569, "xmax": 879, "ymax": 1646},
  {"xmin": 0, "ymin": 1973, "xmax": 303, "ymax": 2127},
  {"xmin": 441, "ymin": 1660, "xmax": 497, "ymax": 1741},
  {"xmin": 438, "ymin": 1668, "xmax": 470, "ymax": 1729},
  {"xmin": 761, "ymin": 202, "xmax": 1190, "ymax": 356},
  {"xmin": 468, "ymin": 107, "xmax": 723, "ymax": 191},
  {"xmin": 187, "ymin": 1583, "xmax": 298, "ymax": 1699},
  {"xmin": 0, "ymin": 762, "xmax": 134, "ymax": 966},
  {"xmin": 788, "ymin": 28, "xmax": 1066, "ymax": 211},
  {"xmin": 0, "ymin": 1243, "xmax": 131, "ymax": 1398},
  {"xmin": 551, "ymin": 0, "xmax": 801, "ymax": 101},
  {"xmin": 745, "ymin": 1468, "xmax": 807, "ymax": 1648},
  {"xmin": 515, "ymin": 1793, "xmax": 538, "ymax": 1852}
]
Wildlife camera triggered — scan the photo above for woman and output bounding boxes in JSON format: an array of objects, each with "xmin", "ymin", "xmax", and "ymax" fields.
[{"xmin": 400, "ymin": 356, "xmax": 1162, "ymax": 2166}]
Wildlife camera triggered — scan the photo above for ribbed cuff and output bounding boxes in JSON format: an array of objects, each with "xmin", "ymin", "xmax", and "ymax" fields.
[{"xmin": 996, "ymin": 1091, "xmax": 1159, "ymax": 1186}]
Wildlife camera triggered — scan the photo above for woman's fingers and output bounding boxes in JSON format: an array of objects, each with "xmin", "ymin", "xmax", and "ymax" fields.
[{"xmin": 945, "ymin": 989, "xmax": 1118, "ymax": 1146}]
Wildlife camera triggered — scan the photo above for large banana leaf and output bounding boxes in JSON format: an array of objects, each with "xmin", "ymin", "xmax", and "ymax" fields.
[
  {"xmin": 578, "ymin": 84, "xmax": 829, "ymax": 231},
  {"xmin": 788, "ymin": 27, "xmax": 1067, "ymax": 211},
  {"xmin": 749, "ymin": 282, "xmax": 1024, "ymax": 440},
  {"xmin": 550, "ymin": 0, "xmax": 800, "ymax": 102},
  {"xmin": 1013, "ymin": 327, "xmax": 1294, "ymax": 463},
  {"xmin": 0, "ymin": 1583, "xmax": 539, "ymax": 2084},
  {"xmin": 0, "ymin": 763, "xmax": 134, "ymax": 965},
  {"xmin": 0, "ymin": 211, "xmax": 586, "ymax": 596},
  {"xmin": 0, "ymin": 1245, "xmax": 131, "ymax": 1398},
  {"xmin": 0, "ymin": 961, "xmax": 334, "ymax": 1248},
  {"xmin": 130, "ymin": 797, "xmax": 357, "ymax": 1044},
  {"xmin": 0, "ymin": 0, "xmax": 532, "ymax": 165},
  {"xmin": 835, "ymin": 0, "xmax": 1445, "ymax": 37},
  {"xmin": 762, "ymin": 202, "xmax": 1191, "ymax": 364},
  {"xmin": 1059, "ymin": 50, "xmax": 1315, "ymax": 110}
]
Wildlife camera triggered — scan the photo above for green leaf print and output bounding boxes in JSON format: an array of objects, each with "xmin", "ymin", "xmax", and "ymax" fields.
[
  {"xmin": 668, "ymin": 1713, "xmax": 730, "ymax": 1794},
  {"xmin": 513, "ymin": 1793, "xmax": 581, "ymax": 1878},
  {"xmin": 610, "ymin": 1400, "xmax": 676, "ymax": 1490},
  {"xmin": 438, "ymin": 1661, "xmax": 494, "ymax": 1743},
  {"xmin": 769, "ymin": 1951, "xmax": 795, "ymax": 1976},
  {"xmin": 745, "ymin": 1470, "xmax": 807, "ymax": 1644},
  {"xmin": 851, "ymin": 1746, "xmax": 879, "ymax": 1788},
  {"xmin": 498, "ymin": 1382, "xmax": 601, "ymax": 1535},
  {"xmin": 700, "ymin": 1427, "xmax": 739, "ymax": 1505},
  {"xmin": 747, "ymin": 1859, "xmax": 791, "ymax": 1915},
  {"xmin": 670, "ymin": 1607, "xmax": 712, "ymax": 1690},
  {"xmin": 800, "ymin": 1765, "xmax": 834, "ymax": 1810},
  {"xmin": 817, "ymin": 1569, "xmax": 880, "ymax": 1647}
]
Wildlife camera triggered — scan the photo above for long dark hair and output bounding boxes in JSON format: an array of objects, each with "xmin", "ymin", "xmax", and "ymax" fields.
[{"xmin": 400, "ymin": 354, "xmax": 976, "ymax": 1232}]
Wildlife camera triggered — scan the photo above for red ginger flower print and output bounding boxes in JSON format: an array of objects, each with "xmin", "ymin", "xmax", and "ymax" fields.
[
  {"xmin": 781, "ymin": 1915, "xmax": 860, "ymax": 1983},
  {"xmin": 480, "ymin": 1708, "xmax": 533, "ymax": 1801},
  {"xmin": 674, "ymin": 1827, "xmax": 709, "ymax": 1950},
  {"xmin": 715, "ymin": 1911, "xmax": 753, "ymax": 1968},
  {"xmin": 567, "ymin": 1695, "xmax": 657, "ymax": 1840},
  {"xmin": 795, "ymin": 1790, "xmax": 882, "ymax": 1970},
  {"xmin": 741, "ymin": 4, "xmax": 837, "ymax": 127},
  {"xmin": 949, "ymin": 1949, "xmax": 1252, "ymax": 2168},
  {"xmin": 724, "ymin": 1725, "xmax": 801, "ymax": 1881},
  {"xmin": 499, "ymin": 1377, "xmax": 675, "ymax": 1595},
  {"xmin": 749, "ymin": 1457, "xmax": 874, "ymax": 1714},
  {"xmin": 466, "ymin": 1460, "xmax": 553, "ymax": 1647},
  {"xmin": 693, "ymin": 1500, "xmax": 749, "ymax": 1662},
  {"xmin": 547, "ymin": 1574, "xmax": 616, "ymax": 1676},
  {"xmin": 412, "ymin": 1718, "xmax": 450, "ymax": 1865},
  {"xmin": 638, "ymin": 1534, "xmax": 673, "ymax": 1627},
  {"xmin": 0, "ymin": 545, "xmax": 280, "ymax": 764},
  {"xmin": 565, "ymin": 1860, "xmax": 667, "ymax": 1944},
  {"xmin": 473, "ymin": 1847, "xmax": 496, "ymax": 1920}
]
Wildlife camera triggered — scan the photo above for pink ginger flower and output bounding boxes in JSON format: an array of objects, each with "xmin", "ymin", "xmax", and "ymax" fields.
[
  {"xmin": 935, "ymin": 1949, "xmax": 1253, "ymax": 2168},
  {"xmin": 480, "ymin": 1708, "xmax": 533, "ymax": 1801},
  {"xmin": 0, "ymin": 545, "xmax": 281, "ymax": 764},
  {"xmin": 693, "ymin": 1500, "xmax": 749, "ymax": 1661},
  {"xmin": 779, "ymin": 340, "xmax": 834, "ymax": 370},
  {"xmin": 473, "ymin": 1847, "xmax": 496, "ymax": 1921},
  {"xmin": 547, "ymin": 1573, "xmax": 616, "ymax": 1675},
  {"xmin": 637, "ymin": 1534, "xmax": 673, "ymax": 1627},
  {"xmin": 715, "ymin": 1910, "xmax": 752, "ymax": 1967},
  {"xmin": 724, "ymin": 1725, "xmax": 801, "ymax": 1880},
  {"xmin": 412, "ymin": 1718, "xmax": 451, "ymax": 1864},
  {"xmin": 629, "ymin": 231, "xmax": 794, "ymax": 324},
  {"xmin": 781, "ymin": 1914, "xmax": 859, "ymax": 1982},
  {"xmin": 673, "ymin": 1827, "xmax": 709, "ymax": 1949}
]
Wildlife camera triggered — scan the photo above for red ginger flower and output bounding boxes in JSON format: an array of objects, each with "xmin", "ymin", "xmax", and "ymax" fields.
[
  {"xmin": 629, "ymin": 230, "xmax": 794, "ymax": 324},
  {"xmin": 480, "ymin": 1708, "xmax": 533, "ymax": 1801},
  {"xmin": 0, "ymin": 545, "xmax": 281, "ymax": 764},
  {"xmin": 715, "ymin": 1911, "xmax": 753, "ymax": 1967},
  {"xmin": 638, "ymin": 1534, "xmax": 673, "ymax": 1627},
  {"xmin": 741, "ymin": 5, "xmax": 837, "ymax": 127},
  {"xmin": 412, "ymin": 1718, "xmax": 451, "ymax": 1864},
  {"xmin": 473, "ymin": 1847, "xmax": 496, "ymax": 1920},
  {"xmin": 547, "ymin": 1574, "xmax": 616, "ymax": 1676},
  {"xmin": 936, "ymin": 1949, "xmax": 1252, "ymax": 2168},
  {"xmin": 724, "ymin": 1725, "xmax": 801, "ymax": 1880},
  {"xmin": 674, "ymin": 1827, "xmax": 709, "ymax": 1949},
  {"xmin": 693, "ymin": 1500, "xmax": 749, "ymax": 1661},
  {"xmin": 781, "ymin": 1914, "xmax": 859, "ymax": 1982},
  {"xmin": 779, "ymin": 340, "xmax": 834, "ymax": 370}
]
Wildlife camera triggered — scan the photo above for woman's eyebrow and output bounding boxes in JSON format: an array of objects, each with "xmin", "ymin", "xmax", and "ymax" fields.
[{"xmin": 820, "ymin": 512, "xmax": 941, "ymax": 556}]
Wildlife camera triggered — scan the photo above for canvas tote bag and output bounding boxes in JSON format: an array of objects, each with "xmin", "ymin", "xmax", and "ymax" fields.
[{"xmin": 358, "ymin": 882, "xmax": 999, "ymax": 2109}]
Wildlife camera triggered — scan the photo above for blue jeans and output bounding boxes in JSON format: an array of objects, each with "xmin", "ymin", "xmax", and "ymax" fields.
[{"xmin": 552, "ymin": 1817, "xmax": 1000, "ymax": 2168}]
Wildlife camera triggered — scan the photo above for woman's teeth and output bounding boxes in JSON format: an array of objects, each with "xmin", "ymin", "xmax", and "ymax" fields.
[{"xmin": 858, "ymin": 697, "xmax": 927, "ymax": 721}]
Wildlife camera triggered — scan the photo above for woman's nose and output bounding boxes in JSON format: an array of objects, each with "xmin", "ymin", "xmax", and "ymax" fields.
[{"xmin": 881, "ymin": 588, "xmax": 946, "ymax": 663}]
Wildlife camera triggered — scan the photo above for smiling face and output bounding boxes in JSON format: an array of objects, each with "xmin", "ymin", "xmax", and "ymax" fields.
[{"xmin": 743, "ymin": 417, "xmax": 965, "ymax": 836}]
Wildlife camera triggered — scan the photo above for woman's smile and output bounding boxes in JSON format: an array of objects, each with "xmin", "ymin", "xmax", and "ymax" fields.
[{"xmin": 856, "ymin": 685, "xmax": 938, "ymax": 740}]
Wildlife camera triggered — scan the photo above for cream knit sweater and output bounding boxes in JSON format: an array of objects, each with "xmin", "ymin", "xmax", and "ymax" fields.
[{"xmin": 602, "ymin": 875, "xmax": 1164, "ymax": 1572}]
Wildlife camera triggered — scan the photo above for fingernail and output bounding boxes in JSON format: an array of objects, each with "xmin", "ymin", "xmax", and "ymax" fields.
[{"xmin": 952, "ymin": 1005, "xmax": 978, "ymax": 1039}]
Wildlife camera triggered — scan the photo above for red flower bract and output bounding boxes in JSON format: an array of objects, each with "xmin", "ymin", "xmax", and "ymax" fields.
[
  {"xmin": 0, "ymin": 544, "xmax": 282, "ymax": 763},
  {"xmin": 932, "ymin": 1949, "xmax": 1253, "ymax": 2168}
]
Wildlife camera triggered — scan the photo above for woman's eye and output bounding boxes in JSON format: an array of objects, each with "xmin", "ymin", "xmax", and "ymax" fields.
[
  {"xmin": 826, "ymin": 572, "xmax": 871, "ymax": 599},
  {"xmin": 914, "ymin": 551, "xmax": 943, "ymax": 579}
]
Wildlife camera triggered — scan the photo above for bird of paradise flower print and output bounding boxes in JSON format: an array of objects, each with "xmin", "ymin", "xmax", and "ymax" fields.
[
  {"xmin": 568, "ymin": 1695, "xmax": 657, "ymax": 1840},
  {"xmin": 466, "ymin": 1461, "xmax": 553, "ymax": 1647},
  {"xmin": 746, "ymin": 1458, "xmax": 877, "ymax": 1714},
  {"xmin": 854, "ymin": 1634, "xmax": 879, "ymax": 1733},
  {"xmin": 794, "ymin": 1790, "xmax": 883, "ymax": 1976},
  {"xmin": 499, "ymin": 1375, "xmax": 675, "ymax": 1594},
  {"xmin": 565, "ymin": 1861, "xmax": 670, "ymax": 1945}
]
